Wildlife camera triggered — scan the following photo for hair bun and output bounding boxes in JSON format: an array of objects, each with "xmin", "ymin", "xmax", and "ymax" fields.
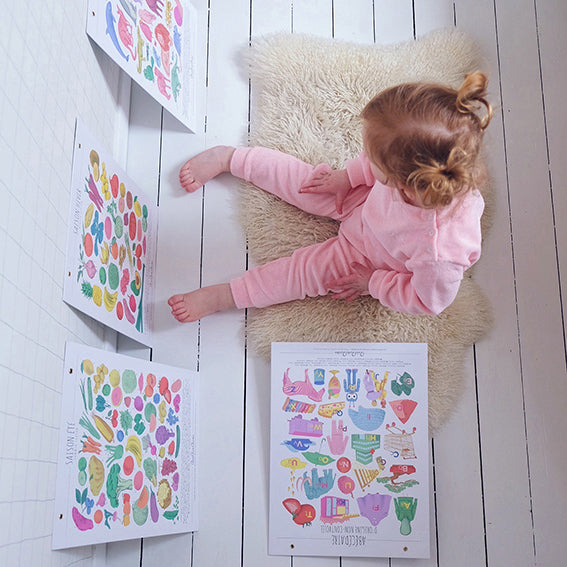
[{"xmin": 456, "ymin": 72, "xmax": 493, "ymax": 129}]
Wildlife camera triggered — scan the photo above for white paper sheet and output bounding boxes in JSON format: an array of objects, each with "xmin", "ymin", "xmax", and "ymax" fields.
[
  {"xmin": 269, "ymin": 342, "xmax": 430, "ymax": 558},
  {"xmin": 52, "ymin": 342, "xmax": 198, "ymax": 549},
  {"xmin": 86, "ymin": 0, "xmax": 198, "ymax": 131},
  {"xmin": 63, "ymin": 119, "xmax": 158, "ymax": 346}
]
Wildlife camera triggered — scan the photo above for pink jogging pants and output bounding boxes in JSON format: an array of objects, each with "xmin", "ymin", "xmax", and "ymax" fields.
[{"xmin": 228, "ymin": 147, "xmax": 372, "ymax": 309}]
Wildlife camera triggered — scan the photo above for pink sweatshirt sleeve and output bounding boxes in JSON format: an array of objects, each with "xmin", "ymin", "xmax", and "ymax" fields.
[
  {"xmin": 367, "ymin": 261, "xmax": 465, "ymax": 315},
  {"xmin": 345, "ymin": 152, "xmax": 376, "ymax": 188}
]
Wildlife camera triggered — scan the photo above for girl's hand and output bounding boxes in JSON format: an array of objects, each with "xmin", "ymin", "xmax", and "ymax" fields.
[
  {"xmin": 325, "ymin": 262, "xmax": 373, "ymax": 302},
  {"xmin": 300, "ymin": 165, "xmax": 351, "ymax": 214}
]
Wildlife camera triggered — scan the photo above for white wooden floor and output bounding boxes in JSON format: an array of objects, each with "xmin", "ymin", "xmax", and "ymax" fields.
[{"xmin": 109, "ymin": 1, "xmax": 567, "ymax": 566}]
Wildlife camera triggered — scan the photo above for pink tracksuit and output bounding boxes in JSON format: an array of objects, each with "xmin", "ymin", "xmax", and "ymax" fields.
[{"xmin": 229, "ymin": 147, "xmax": 484, "ymax": 315}]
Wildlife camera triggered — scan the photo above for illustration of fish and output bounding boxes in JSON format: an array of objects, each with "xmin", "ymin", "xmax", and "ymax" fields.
[
  {"xmin": 281, "ymin": 438, "xmax": 315, "ymax": 452},
  {"xmin": 105, "ymin": 1, "xmax": 129, "ymax": 61},
  {"xmin": 117, "ymin": 0, "xmax": 138, "ymax": 22}
]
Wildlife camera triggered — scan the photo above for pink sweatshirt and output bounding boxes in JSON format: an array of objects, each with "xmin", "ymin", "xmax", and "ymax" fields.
[{"xmin": 340, "ymin": 153, "xmax": 484, "ymax": 315}]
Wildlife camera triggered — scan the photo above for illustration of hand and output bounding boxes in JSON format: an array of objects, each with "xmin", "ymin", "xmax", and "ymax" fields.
[
  {"xmin": 299, "ymin": 165, "xmax": 352, "ymax": 214},
  {"xmin": 303, "ymin": 468, "xmax": 335, "ymax": 499},
  {"xmin": 326, "ymin": 420, "xmax": 349, "ymax": 455}
]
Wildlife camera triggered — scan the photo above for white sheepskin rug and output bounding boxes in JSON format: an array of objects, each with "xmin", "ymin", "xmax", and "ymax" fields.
[{"xmin": 238, "ymin": 29, "xmax": 493, "ymax": 434}]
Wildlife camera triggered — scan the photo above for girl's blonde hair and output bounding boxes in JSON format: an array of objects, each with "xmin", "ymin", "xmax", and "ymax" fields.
[{"xmin": 361, "ymin": 72, "xmax": 492, "ymax": 208}]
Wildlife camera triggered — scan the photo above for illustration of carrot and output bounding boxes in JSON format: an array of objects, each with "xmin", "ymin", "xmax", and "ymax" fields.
[{"xmin": 82, "ymin": 436, "xmax": 102, "ymax": 455}]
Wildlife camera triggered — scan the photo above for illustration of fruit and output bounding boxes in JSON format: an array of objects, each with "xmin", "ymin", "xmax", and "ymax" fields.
[
  {"xmin": 129, "ymin": 294, "xmax": 137, "ymax": 313},
  {"xmin": 126, "ymin": 435, "xmax": 143, "ymax": 466},
  {"xmin": 111, "ymin": 386, "xmax": 122, "ymax": 407},
  {"xmin": 126, "ymin": 191, "xmax": 133, "ymax": 209},
  {"xmin": 81, "ymin": 359, "xmax": 94, "ymax": 375},
  {"xmin": 294, "ymin": 504, "xmax": 316, "ymax": 526},
  {"xmin": 81, "ymin": 282, "xmax": 93, "ymax": 299},
  {"xmin": 120, "ymin": 182, "xmax": 126, "ymax": 198},
  {"xmin": 85, "ymin": 203, "xmax": 95, "ymax": 228},
  {"xmin": 282, "ymin": 498, "xmax": 316, "ymax": 526},
  {"xmin": 131, "ymin": 271, "xmax": 141, "ymax": 295},
  {"xmin": 90, "ymin": 150, "xmax": 100, "ymax": 181},
  {"xmin": 109, "ymin": 369, "xmax": 120, "ymax": 387},
  {"xmin": 134, "ymin": 198, "xmax": 142, "ymax": 217},
  {"xmin": 129, "ymin": 212, "xmax": 137, "ymax": 240},
  {"xmin": 111, "ymin": 239, "xmax": 119, "ymax": 260},
  {"xmin": 118, "ymin": 197, "xmax": 125, "ymax": 214},
  {"xmin": 99, "ymin": 267, "xmax": 107, "ymax": 285},
  {"xmin": 103, "ymin": 288, "xmax": 118, "ymax": 312},
  {"xmin": 92, "ymin": 285, "xmax": 102, "ymax": 306},
  {"xmin": 114, "ymin": 215, "xmax": 123, "ymax": 238},
  {"xmin": 116, "ymin": 301, "xmax": 124, "ymax": 320},
  {"xmin": 107, "ymin": 263, "xmax": 119, "ymax": 290},
  {"xmin": 100, "ymin": 241, "xmax": 110, "ymax": 265},
  {"xmin": 84, "ymin": 233, "xmax": 94, "ymax": 257},
  {"xmin": 110, "ymin": 174, "xmax": 119, "ymax": 198},
  {"xmin": 123, "ymin": 455, "xmax": 134, "ymax": 476},
  {"xmin": 137, "ymin": 219, "xmax": 143, "ymax": 241},
  {"xmin": 105, "ymin": 216, "xmax": 112, "ymax": 240},
  {"xmin": 85, "ymin": 260, "xmax": 96, "ymax": 279},
  {"xmin": 134, "ymin": 470, "xmax": 144, "ymax": 490}
]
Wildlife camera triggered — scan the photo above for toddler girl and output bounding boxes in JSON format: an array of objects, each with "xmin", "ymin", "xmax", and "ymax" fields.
[{"xmin": 168, "ymin": 72, "xmax": 492, "ymax": 322}]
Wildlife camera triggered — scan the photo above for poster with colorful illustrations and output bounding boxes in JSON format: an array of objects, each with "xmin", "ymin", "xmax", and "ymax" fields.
[
  {"xmin": 63, "ymin": 120, "xmax": 157, "ymax": 346},
  {"xmin": 269, "ymin": 343, "xmax": 430, "ymax": 559},
  {"xmin": 53, "ymin": 342, "xmax": 198, "ymax": 549},
  {"xmin": 86, "ymin": 0, "xmax": 197, "ymax": 131}
]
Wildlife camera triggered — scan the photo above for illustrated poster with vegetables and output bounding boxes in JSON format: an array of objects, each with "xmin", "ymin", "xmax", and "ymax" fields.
[
  {"xmin": 269, "ymin": 343, "xmax": 430, "ymax": 559},
  {"xmin": 86, "ymin": 0, "xmax": 197, "ymax": 132},
  {"xmin": 53, "ymin": 342, "xmax": 198, "ymax": 549},
  {"xmin": 64, "ymin": 120, "xmax": 157, "ymax": 346}
]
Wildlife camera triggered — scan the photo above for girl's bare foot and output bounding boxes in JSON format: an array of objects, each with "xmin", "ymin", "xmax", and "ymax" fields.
[
  {"xmin": 179, "ymin": 145, "xmax": 235, "ymax": 192},
  {"xmin": 168, "ymin": 284, "xmax": 236, "ymax": 322}
]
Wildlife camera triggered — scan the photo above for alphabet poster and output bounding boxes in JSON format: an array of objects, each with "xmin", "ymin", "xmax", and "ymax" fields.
[
  {"xmin": 269, "ymin": 342, "xmax": 430, "ymax": 559},
  {"xmin": 53, "ymin": 342, "xmax": 198, "ymax": 549},
  {"xmin": 63, "ymin": 120, "xmax": 158, "ymax": 346},
  {"xmin": 86, "ymin": 0, "xmax": 197, "ymax": 131}
]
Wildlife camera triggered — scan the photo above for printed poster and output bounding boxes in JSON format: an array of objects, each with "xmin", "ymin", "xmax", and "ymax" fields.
[
  {"xmin": 86, "ymin": 0, "xmax": 198, "ymax": 131},
  {"xmin": 63, "ymin": 119, "xmax": 157, "ymax": 346},
  {"xmin": 269, "ymin": 343, "xmax": 430, "ymax": 559},
  {"xmin": 53, "ymin": 342, "xmax": 198, "ymax": 549}
]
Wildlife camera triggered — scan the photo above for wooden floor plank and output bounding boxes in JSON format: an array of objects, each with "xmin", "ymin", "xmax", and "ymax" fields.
[
  {"xmin": 332, "ymin": 0, "xmax": 375, "ymax": 44},
  {"xmin": 373, "ymin": 0, "xmax": 414, "ymax": 44},
  {"xmin": 189, "ymin": 0, "xmax": 251, "ymax": 565},
  {"xmin": 493, "ymin": 0, "xmax": 567, "ymax": 564},
  {"xmin": 535, "ymin": 0, "xmax": 567, "ymax": 345},
  {"xmin": 244, "ymin": 1, "xmax": 294, "ymax": 565},
  {"xmin": 453, "ymin": 0, "xmax": 537, "ymax": 564}
]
